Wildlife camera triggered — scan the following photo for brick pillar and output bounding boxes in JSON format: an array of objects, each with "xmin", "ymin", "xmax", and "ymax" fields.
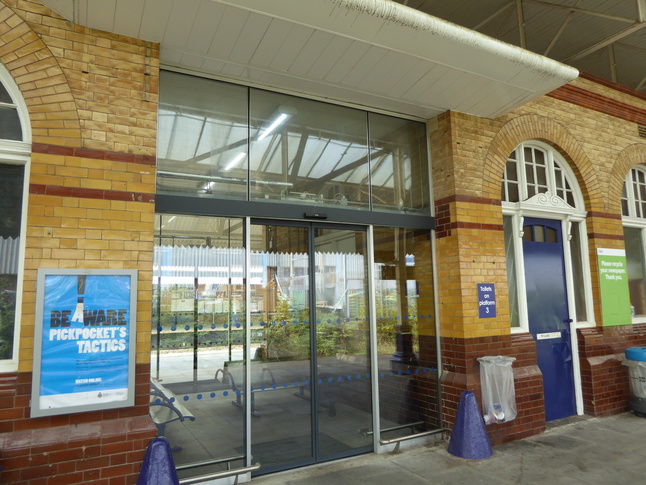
[{"xmin": 0, "ymin": 1, "xmax": 159, "ymax": 483}]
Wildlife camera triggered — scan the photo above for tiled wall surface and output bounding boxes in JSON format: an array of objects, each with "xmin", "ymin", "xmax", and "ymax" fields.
[
  {"xmin": 434, "ymin": 71, "xmax": 646, "ymax": 442},
  {"xmin": 1, "ymin": 0, "xmax": 646, "ymax": 481},
  {"xmin": 0, "ymin": 1, "xmax": 158, "ymax": 483}
]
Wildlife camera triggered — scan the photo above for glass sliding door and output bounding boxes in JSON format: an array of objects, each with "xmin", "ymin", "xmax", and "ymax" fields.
[
  {"xmin": 150, "ymin": 215, "xmax": 441, "ymax": 479},
  {"xmin": 152, "ymin": 215, "xmax": 247, "ymax": 478},
  {"xmin": 248, "ymin": 223, "xmax": 314, "ymax": 470},
  {"xmin": 313, "ymin": 226, "xmax": 373, "ymax": 459},
  {"xmin": 249, "ymin": 222, "xmax": 373, "ymax": 473},
  {"xmin": 373, "ymin": 227, "xmax": 440, "ymax": 439}
]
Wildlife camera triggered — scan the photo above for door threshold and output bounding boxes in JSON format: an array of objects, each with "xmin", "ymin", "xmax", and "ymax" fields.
[{"xmin": 545, "ymin": 414, "xmax": 591, "ymax": 431}]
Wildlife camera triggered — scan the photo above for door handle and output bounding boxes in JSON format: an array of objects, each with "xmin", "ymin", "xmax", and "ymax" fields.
[{"xmin": 564, "ymin": 319, "xmax": 573, "ymax": 323}]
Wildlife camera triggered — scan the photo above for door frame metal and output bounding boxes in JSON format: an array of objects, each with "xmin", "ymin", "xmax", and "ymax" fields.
[{"xmin": 247, "ymin": 218, "xmax": 374, "ymax": 472}]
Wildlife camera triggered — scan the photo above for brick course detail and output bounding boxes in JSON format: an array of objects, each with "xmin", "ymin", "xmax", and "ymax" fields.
[{"xmin": 0, "ymin": 1, "xmax": 159, "ymax": 484}]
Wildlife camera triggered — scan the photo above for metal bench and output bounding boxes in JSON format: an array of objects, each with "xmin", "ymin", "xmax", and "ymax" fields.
[{"xmin": 149, "ymin": 378, "xmax": 196, "ymax": 437}]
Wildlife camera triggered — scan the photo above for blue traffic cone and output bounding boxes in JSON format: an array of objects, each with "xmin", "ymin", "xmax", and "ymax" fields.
[
  {"xmin": 137, "ymin": 437, "xmax": 179, "ymax": 485},
  {"xmin": 447, "ymin": 390, "xmax": 493, "ymax": 459}
]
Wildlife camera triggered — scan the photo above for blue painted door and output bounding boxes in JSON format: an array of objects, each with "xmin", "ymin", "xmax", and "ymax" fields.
[{"xmin": 522, "ymin": 217, "xmax": 576, "ymax": 421}]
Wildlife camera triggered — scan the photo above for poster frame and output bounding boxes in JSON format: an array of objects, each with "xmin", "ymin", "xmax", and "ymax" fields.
[
  {"xmin": 596, "ymin": 248, "xmax": 632, "ymax": 327},
  {"xmin": 31, "ymin": 268, "xmax": 137, "ymax": 417}
]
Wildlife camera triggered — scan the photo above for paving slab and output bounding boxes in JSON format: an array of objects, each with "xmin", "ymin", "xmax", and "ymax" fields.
[{"xmin": 253, "ymin": 413, "xmax": 646, "ymax": 485}]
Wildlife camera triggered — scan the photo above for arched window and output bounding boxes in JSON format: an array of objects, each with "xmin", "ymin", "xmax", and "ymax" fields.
[
  {"xmin": 501, "ymin": 141, "xmax": 591, "ymax": 331},
  {"xmin": 0, "ymin": 64, "xmax": 30, "ymax": 368},
  {"xmin": 622, "ymin": 166, "xmax": 646, "ymax": 322},
  {"xmin": 502, "ymin": 142, "xmax": 581, "ymax": 209}
]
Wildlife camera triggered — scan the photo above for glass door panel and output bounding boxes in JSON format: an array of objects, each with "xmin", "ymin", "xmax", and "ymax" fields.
[
  {"xmin": 250, "ymin": 222, "xmax": 373, "ymax": 473},
  {"xmin": 314, "ymin": 226, "xmax": 373, "ymax": 458},
  {"xmin": 373, "ymin": 227, "xmax": 441, "ymax": 441},
  {"xmin": 152, "ymin": 215, "xmax": 246, "ymax": 477},
  {"xmin": 249, "ymin": 224, "xmax": 313, "ymax": 470}
]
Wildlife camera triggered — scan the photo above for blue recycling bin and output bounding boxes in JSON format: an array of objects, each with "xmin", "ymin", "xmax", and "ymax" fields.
[{"xmin": 623, "ymin": 347, "xmax": 646, "ymax": 417}]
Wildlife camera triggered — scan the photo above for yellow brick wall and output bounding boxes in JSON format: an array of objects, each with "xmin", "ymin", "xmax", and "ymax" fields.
[
  {"xmin": 434, "ymin": 78, "xmax": 646, "ymax": 339},
  {"xmin": 1, "ymin": 0, "xmax": 159, "ymax": 154},
  {"xmin": 0, "ymin": 0, "xmax": 159, "ymax": 372}
]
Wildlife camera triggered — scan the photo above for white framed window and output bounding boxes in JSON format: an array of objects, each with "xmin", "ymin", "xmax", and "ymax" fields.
[
  {"xmin": 502, "ymin": 141, "xmax": 593, "ymax": 332},
  {"xmin": 622, "ymin": 166, "xmax": 646, "ymax": 323},
  {"xmin": 0, "ymin": 64, "xmax": 31, "ymax": 371}
]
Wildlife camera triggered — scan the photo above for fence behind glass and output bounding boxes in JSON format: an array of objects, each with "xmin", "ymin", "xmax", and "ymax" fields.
[
  {"xmin": 150, "ymin": 215, "xmax": 439, "ymax": 479},
  {"xmin": 151, "ymin": 215, "xmax": 247, "ymax": 478},
  {"xmin": 313, "ymin": 226, "xmax": 373, "ymax": 459},
  {"xmin": 249, "ymin": 221, "xmax": 373, "ymax": 474},
  {"xmin": 248, "ymin": 223, "xmax": 314, "ymax": 470}
]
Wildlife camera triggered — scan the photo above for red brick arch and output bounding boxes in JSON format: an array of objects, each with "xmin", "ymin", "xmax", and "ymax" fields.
[{"xmin": 482, "ymin": 114, "xmax": 601, "ymax": 212}]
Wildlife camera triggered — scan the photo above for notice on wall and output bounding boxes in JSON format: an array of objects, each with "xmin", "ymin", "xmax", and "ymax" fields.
[
  {"xmin": 31, "ymin": 269, "xmax": 137, "ymax": 417},
  {"xmin": 597, "ymin": 248, "xmax": 631, "ymax": 327},
  {"xmin": 478, "ymin": 283, "xmax": 496, "ymax": 318}
]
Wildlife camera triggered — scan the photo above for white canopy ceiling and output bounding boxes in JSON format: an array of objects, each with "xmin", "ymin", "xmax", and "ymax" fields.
[{"xmin": 38, "ymin": 0, "xmax": 578, "ymax": 119}]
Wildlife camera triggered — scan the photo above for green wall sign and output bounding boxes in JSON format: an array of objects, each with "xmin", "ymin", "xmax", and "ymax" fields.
[{"xmin": 597, "ymin": 248, "xmax": 632, "ymax": 326}]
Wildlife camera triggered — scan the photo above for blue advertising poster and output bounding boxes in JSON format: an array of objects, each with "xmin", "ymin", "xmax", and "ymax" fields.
[
  {"xmin": 33, "ymin": 270, "xmax": 136, "ymax": 416},
  {"xmin": 478, "ymin": 283, "xmax": 496, "ymax": 318}
]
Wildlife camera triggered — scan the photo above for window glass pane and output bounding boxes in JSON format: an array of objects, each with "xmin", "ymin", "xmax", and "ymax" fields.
[
  {"xmin": 368, "ymin": 113, "xmax": 429, "ymax": 214},
  {"xmin": 522, "ymin": 227, "xmax": 532, "ymax": 242},
  {"xmin": 534, "ymin": 148, "xmax": 545, "ymax": 166},
  {"xmin": 504, "ymin": 216, "xmax": 520, "ymax": 327},
  {"xmin": 525, "ymin": 162, "xmax": 535, "ymax": 185},
  {"xmin": 506, "ymin": 158, "xmax": 518, "ymax": 182},
  {"xmin": 570, "ymin": 222, "xmax": 587, "ymax": 322},
  {"xmin": 249, "ymin": 89, "xmax": 370, "ymax": 209},
  {"xmin": 622, "ymin": 183, "xmax": 630, "ymax": 216},
  {"xmin": 0, "ymin": 163, "xmax": 24, "ymax": 360},
  {"xmin": 535, "ymin": 225, "xmax": 545, "ymax": 242},
  {"xmin": 152, "ymin": 215, "xmax": 246, "ymax": 469},
  {"xmin": 0, "ymin": 107, "xmax": 22, "ymax": 141},
  {"xmin": 0, "ymin": 83, "xmax": 11, "ymax": 104},
  {"xmin": 156, "ymin": 71, "xmax": 249, "ymax": 199},
  {"xmin": 536, "ymin": 163, "xmax": 547, "ymax": 187},
  {"xmin": 546, "ymin": 227, "xmax": 557, "ymax": 243},
  {"xmin": 502, "ymin": 159, "xmax": 519, "ymax": 202},
  {"xmin": 373, "ymin": 226, "xmax": 441, "ymax": 436},
  {"xmin": 504, "ymin": 180, "xmax": 519, "ymax": 202},
  {"xmin": 625, "ymin": 226, "xmax": 646, "ymax": 318},
  {"xmin": 554, "ymin": 167, "xmax": 564, "ymax": 190}
]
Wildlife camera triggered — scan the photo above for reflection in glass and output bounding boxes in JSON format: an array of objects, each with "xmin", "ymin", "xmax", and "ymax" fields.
[
  {"xmin": 625, "ymin": 226, "xmax": 646, "ymax": 318},
  {"xmin": 156, "ymin": 71, "xmax": 431, "ymax": 215},
  {"xmin": 0, "ymin": 83, "xmax": 11, "ymax": 104},
  {"xmin": 0, "ymin": 163, "xmax": 23, "ymax": 360},
  {"xmin": 313, "ymin": 227, "xmax": 373, "ymax": 457},
  {"xmin": 249, "ymin": 90, "xmax": 369, "ymax": 208},
  {"xmin": 503, "ymin": 216, "xmax": 520, "ymax": 328},
  {"xmin": 152, "ymin": 215, "xmax": 246, "ymax": 477},
  {"xmin": 0, "ymin": 106, "xmax": 22, "ymax": 141},
  {"xmin": 249, "ymin": 224, "xmax": 314, "ymax": 469},
  {"xmin": 369, "ymin": 114, "xmax": 429, "ymax": 213},
  {"xmin": 157, "ymin": 71, "xmax": 249, "ymax": 199},
  {"xmin": 249, "ymin": 224, "xmax": 373, "ymax": 470},
  {"xmin": 569, "ymin": 222, "xmax": 587, "ymax": 322},
  {"xmin": 373, "ymin": 227, "xmax": 440, "ymax": 439}
]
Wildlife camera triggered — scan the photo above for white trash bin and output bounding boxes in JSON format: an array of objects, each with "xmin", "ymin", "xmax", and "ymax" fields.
[{"xmin": 623, "ymin": 347, "xmax": 646, "ymax": 417}]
